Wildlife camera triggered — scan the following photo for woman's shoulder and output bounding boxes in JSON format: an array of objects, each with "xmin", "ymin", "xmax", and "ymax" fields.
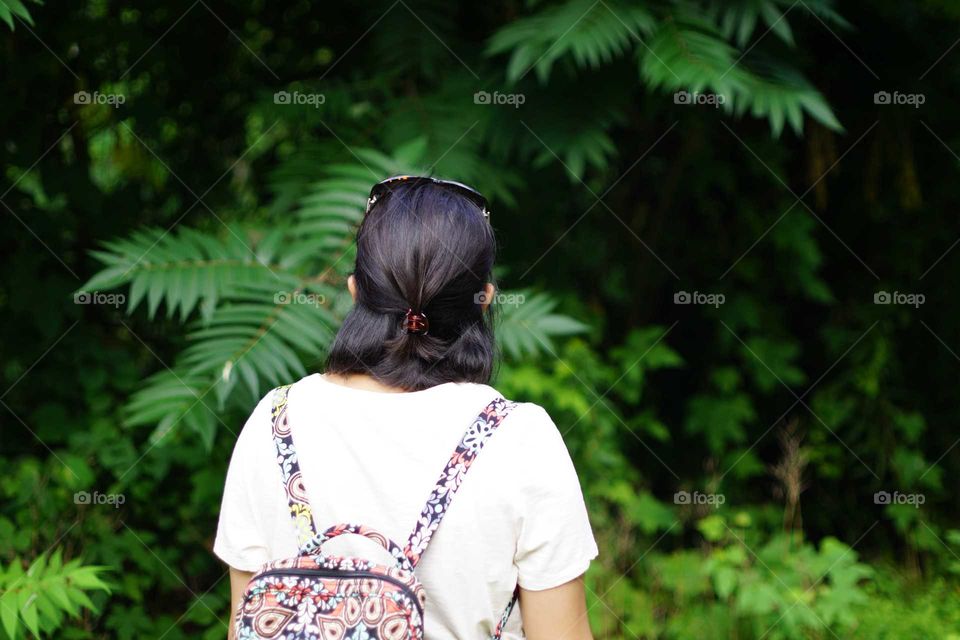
[
  {"xmin": 235, "ymin": 385, "xmax": 284, "ymax": 442},
  {"xmin": 443, "ymin": 382, "xmax": 561, "ymax": 432},
  {"xmin": 457, "ymin": 384, "xmax": 566, "ymax": 449},
  {"xmin": 259, "ymin": 374, "xmax": 564, "ymax": 442}
]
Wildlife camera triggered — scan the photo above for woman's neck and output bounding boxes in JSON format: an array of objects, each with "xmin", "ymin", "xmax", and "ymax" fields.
[{"xmin": 321, "ymin": 372, "xmax": 407, "ymax": 394}]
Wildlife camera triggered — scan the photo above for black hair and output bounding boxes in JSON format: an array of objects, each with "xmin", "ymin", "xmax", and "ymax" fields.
[{"xmin": 324, "ymin": 180, "xmax": 497, "ymax": 390}]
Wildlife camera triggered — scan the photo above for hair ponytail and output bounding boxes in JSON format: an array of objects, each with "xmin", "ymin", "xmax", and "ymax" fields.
[{"xmin": 325, "ymin": 181, "xmax": 497, "ymax": 390}]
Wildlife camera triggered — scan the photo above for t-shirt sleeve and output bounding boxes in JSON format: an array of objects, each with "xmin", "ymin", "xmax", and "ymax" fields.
[
  {"xmin": 213, "ymin": 392, "xmax": 275, "ymax": 572},
  {"xmin": 512, "ymin": 404, "xmax": 599, "ymax": 591}
]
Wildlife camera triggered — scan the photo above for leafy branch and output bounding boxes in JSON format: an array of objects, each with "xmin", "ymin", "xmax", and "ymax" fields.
[{"xmin": 0, "ymin": 552, "xmax": 110, "ymax": 640}]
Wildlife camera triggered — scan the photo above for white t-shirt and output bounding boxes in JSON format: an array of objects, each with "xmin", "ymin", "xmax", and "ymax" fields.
[{"xmin": 214, "ymin": 373, "xmax": 598, "ymax": 639}]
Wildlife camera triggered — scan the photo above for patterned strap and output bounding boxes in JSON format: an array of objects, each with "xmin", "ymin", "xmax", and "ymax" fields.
[
  {"xmin": 270, "ymin": 384, "xmax": 320, "ymax": 549},
  {"xmin": 300, "ymin": 523, "xmax": 416, "ymax": 574},
  {"xmin": 272, "ymin": 386, "xmax": 521, "ymax": 634},
  {"xmin": 401, "ymin": 396, "xmax": 520, "ymax": 638},
  {"xmin": 403, "ymin": 396, "xmax": 518, "ymax": 567},
  {"xmin": 492, "ymin": 587, "xmax": 519, "ymax": 639}
]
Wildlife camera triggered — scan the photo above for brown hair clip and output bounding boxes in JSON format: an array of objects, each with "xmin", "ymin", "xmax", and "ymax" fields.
[{"xmin": 403, "ymin": 309, "xmax": 429, "ymax": 335}]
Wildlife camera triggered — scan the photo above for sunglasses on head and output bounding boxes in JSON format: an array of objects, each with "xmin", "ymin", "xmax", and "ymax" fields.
[{"xmin": 365, "ymin": 175, "xmax": 490, "ymax": 219}]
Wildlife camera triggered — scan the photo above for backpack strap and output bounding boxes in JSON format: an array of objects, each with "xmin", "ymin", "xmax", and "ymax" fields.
[
  {"xmin": 403, "ymin": 396, "xmax": 518, "ymax": 567},
  {"xmin": 270, "ymin": 384, "xmax": 319, "ymax": 549},
  {"xmin": 492, "ymin": 587, "xmax": 520, "ymax": 639},
  {"xmin": 271, "ymin": 386, "xmax": 521, "ymax": 635},
  {"xmin": 402, "ymin": 396, "xmax": 520, "ymax": 638}
]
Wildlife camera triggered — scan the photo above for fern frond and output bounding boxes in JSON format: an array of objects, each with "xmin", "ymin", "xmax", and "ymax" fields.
[
  {"xmin": 365, "ymin": 0, "xmax": 462, "ymax": 78},
  {"xmin": 267, "ymin": 141, "xmax": 341, "ymax": 215},
  {"xmin": 287, "ymin": 138, "xmax": 431, "ymax": 273},
  {"xmin": 474, "ymin": 66, "xmax": 629, "ymax": 180},
  {"xmin": 487, "ymin": 0, "xmax": 655, "ymax": 83},
  {"xmin": 791, "ymin": 0, "xmax": 850, "ymax": 29},
  {"xmin": 736, "ymin": 57, "xmax": 842, "ymax": 135},
  {"xmin": 640, "ymin": 13, "xmax": 841, "ymax": 134},
  {"xmin": 183, "ymin": 280, "xmax": 339, "ymax": 391},
  {"xmin": 81, "ymin": 226, "xmax": 290, "ymax": 321},
  {"xmin": 0, "ymin": 0, "xmax": 41, "ymax": 30},
  {"xmin": 380, "ymin": 78, "xmax": 524, "ymax": 202},
  {"xmin": 125, "ymin": 279, "xmax": 343, "ymax": 448},
  {"xmin": 124, "ymin": 369, "xmax": 221, "ymax": 449},
  {"xmin": 705, "ymin": 0, "xmax": 848, "ymax": 48},
  {"xmin": 99, "ymin": 140, "xmax": 587, "ymax": 448},
  {"xmin": 488, "ymin": 0, "xmax": 843, "ymax": 137},
  {"xmin": 496, "ymin": 290, "xmax": 589, "ymax": 359},
  {"xmin": 709, "ymin": 0, "xmax": 794, "ymax": 47},
  {"xmin": 640, "ymin": 13, "xmax": 750, "ymax": 96}
]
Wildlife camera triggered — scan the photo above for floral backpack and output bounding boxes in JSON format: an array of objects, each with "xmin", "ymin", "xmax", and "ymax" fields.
[{"xmin": 235, "ymin": 384, "xmax": 520, "ymax": 639}]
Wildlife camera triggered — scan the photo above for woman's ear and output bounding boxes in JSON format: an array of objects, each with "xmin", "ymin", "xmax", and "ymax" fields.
[
  {"xmin": 481, "ymin": 282, "xmax": 495, "ymax": 312},
  {"xmin": 347, "ymin": 274, "xmax": 357, "ymax": 302}
]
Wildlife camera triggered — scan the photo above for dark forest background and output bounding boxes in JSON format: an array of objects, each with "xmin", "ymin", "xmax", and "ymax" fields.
[{"xmin": 2, "ymin": 0, "xmax": 960, "ymax": 637}]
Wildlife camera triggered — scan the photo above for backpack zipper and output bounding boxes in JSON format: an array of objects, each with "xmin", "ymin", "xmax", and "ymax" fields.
[{"xmin": 255, "ymin": 567, "xmax": 424, "ymax": 618}]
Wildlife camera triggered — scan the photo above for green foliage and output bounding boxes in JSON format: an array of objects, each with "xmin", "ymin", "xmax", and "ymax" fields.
[
  {"xmin": 498, "ymin": 339, "xmax": 880, "ymax": 639},
  {"xmin": 487, "ymin": 0, "xmax": 656, "ymax": 83},
  {"xmin": 0, "ymin": 552, "xmax": 110, "ymax": 639},
  {"xmin": 82, "ymin": 227, "xmax": 286, "ymax": 322},
  {"xmin": 0, "ymin": 0, "xmax": 41, "ymax": 30},
  {"xmin": 5, "ymin": 0, "xmax": 960, "ymax": 637},
  {"xmin": 81, "ymin": 138, "xmax": 586, "ymax": 447},
  {"xmin": 495, "ymin": 290, "xmax": 590, "ymax": 359},
  {"xmin": 852, "ymin": 572, "xmax": 960, "ymax": 638},
  {"xmin": 488, "ymin": 0, "xmax": 841, "ymax": 136},
  {"xmin": 638, "ymin": 9, "xmax": 841, "ymax": 135}
]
